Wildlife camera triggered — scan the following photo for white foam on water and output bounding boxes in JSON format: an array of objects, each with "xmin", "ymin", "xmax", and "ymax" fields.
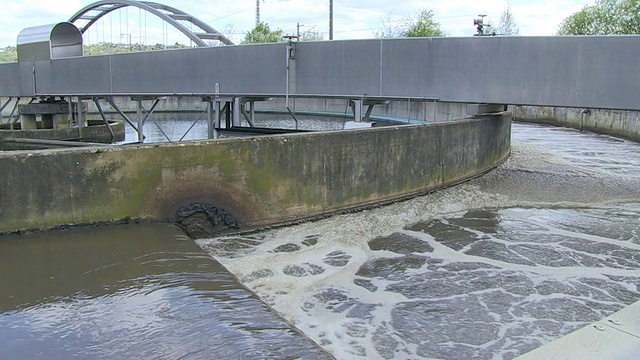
[{"xmin": 197, "ymin": 123, "xmax": 640, "ymax": 359}]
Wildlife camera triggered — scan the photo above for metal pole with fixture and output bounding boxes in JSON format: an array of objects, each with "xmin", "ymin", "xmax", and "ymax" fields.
[
  {"xmin": 329, "ymin": 0, "xmax": 333, "ymax": 40},
  {"xmin": 297, "ymin": 22, "xmax": 304, "ymax": 38}
]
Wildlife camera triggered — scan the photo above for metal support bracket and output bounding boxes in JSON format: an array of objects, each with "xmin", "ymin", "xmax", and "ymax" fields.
[
  {"xmin": 233, "ymin": 97, "xmax": 241, "ymax": 127},
  {"xmin": 7, "ymin": 97, "xmax": 20, "ymax": 129},
  {"xmin": 131, "ymin": 96, "xmax": 165, "ymax": 143},
  {"xmin": 0, "ymin": 97, "xmax": 13, "ymax": 124},
  {"xmin": 351, "ymin": 99, "xmax": 363, "ymax": 122},
  {"xmin": 92, "ymin": 97, "xmax": 115, "ymax": 142},
  {"xmin": 105, "ymin": 97, "xmax": 138, "ymax": 133}
]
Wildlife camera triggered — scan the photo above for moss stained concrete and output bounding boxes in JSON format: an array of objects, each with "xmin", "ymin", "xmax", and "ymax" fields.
[{"xmin": 0, "ymin": 113, "xmax": 511, "ymax": 235}]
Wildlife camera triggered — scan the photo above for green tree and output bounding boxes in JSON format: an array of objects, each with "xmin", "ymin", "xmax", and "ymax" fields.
[
  {"xmin": 374, "ymin": 9, "xmax": 446, "ymax": 38},
  {"xmin": 496, "ymin": 4, "xmax": 520, "ymax": 35},
  {"xmin": 557, "ymin": 0, "xmax": 640, "ymax": 35},
  {"xmin": 403, "ymin": 10, "xmax": 446, "ymax": 37},
  {"xmin": 241, "ymin": 22, "xmax": 284, "ymax": 44},
  {"xmin": 0, "ymin": 46, "xmax": 18, "ymax": 63}
]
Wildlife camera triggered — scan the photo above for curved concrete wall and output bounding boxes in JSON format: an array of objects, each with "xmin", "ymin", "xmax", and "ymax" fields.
[
  {"xmin": 0, "ymin": 113, "xmax": 510, "ymax": 234},
  {"xmin": 513, "ymin": 105, "xmax": 640, "ymax": 142}
]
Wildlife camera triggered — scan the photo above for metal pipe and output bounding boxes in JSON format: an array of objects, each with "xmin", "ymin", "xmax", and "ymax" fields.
[
  {"xmin": 285, "ymin": 45, "xmax": 291, "ymax": 109},
  {"xmin": 286, "ymin": 106, "xmax": 299, "ymax": 130}
]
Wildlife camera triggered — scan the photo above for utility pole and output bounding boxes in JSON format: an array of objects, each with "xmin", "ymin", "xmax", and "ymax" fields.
[
  {"xmin": 329, "ymin": 0, "xmax": 334, "ymax": 40},
  {"xmin": 297, "ymin": 22, "xmax": 304, "ymax": 38},
  {"xmin": 256, "ymin": 0, "xmax": 260, "ymax": 28}
]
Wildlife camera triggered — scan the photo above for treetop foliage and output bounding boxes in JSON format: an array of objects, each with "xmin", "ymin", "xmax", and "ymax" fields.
[
  {"xmin": 0, "ymin": 46, "xmax": 17, "ymax": 63},
  {"xmin": 404, "ymin": 10, "xmax": 446, "ymax": 37},
  {"xmin": 375, "ymin": 9, "xmax": 446, "ymax": 38},
  {"xmin": 557, "ymin": 0, "xmax": 640, "ymax": 35},
  {"xmin": 496, "ymin": 5, "xmax": 520, "ymax": 36},
  {"xmin": 241, "ymin": 22, "xmax": 284, "ymax": 44}
]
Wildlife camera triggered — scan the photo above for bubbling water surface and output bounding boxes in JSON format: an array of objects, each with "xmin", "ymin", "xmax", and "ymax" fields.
[{"xmin": 198, "ymin": 123, "xmax": 640, "ymax": 359}]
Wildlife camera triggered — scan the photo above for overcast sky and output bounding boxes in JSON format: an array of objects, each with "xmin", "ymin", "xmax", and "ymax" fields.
[{"xmin": 0, "ymin": 0, "xmax": 593, "ymax": 47}]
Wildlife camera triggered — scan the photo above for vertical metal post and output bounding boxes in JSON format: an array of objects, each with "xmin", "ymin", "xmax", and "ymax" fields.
[
  {"xmin": 224, "ymin": 103, "xmax": 231, "ymax": 129},
  {"xmin": 285, "ymin": 45, "xmax": 291, "ymax": 109},
  {"xmin": 433, "ymin": 100, "xmax": 438, "ymax": 122},
  {"xmin": 214, "ymin": 99, "xmax": 221, "ymax": 133},
  {"xmin": 68, "ymin": 96, "xmax": 73, "ymax": 126},
  {"xmin": 250, "ymin": 101, "xmax": 255, "ymax": 124},
  {"xmin": 329, "ymin": 0, "xmax": 334, "ymax": 40},
  {"xmin": 207, "ymin": 97, "xmax": 215, "ymax": 139},
  {"xmin": 233, "ymin": 97, "xmax": 241, "ymax": 127},
  {"xmin": 136, "ymin": 99, "xmax": 144, "ymax": 142},
  {"xmin": 76, "ymin": 97, "xmax": 84, "ymax": 138},
  {"xmin": 255, "ymin": 0, "xmax": 260, "ymax": 27},
  {"xmin": 352, "ymin": 99, "xmax": 362, "ymax": 122}
]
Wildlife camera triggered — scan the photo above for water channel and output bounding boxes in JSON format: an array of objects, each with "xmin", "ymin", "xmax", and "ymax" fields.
[{"xmin": 2, "ymin": 121, "xmax": 639, "ymax": 359}]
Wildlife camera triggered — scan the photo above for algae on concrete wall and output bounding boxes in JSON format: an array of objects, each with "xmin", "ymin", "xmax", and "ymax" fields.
[{"xmin": 0, "ymin": 113, "xmax": 511, "ymax": 235}]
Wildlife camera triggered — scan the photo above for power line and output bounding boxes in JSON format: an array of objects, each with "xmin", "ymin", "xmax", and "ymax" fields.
[{"xmin": 210, "ymin": 6, "xmax": 254, "ymax": 23}]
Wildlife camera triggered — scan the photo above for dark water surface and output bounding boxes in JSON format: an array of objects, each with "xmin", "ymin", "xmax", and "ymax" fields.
[{"xmin": 0, "ymin": 223, "xmax": 331, "ymax": 359}]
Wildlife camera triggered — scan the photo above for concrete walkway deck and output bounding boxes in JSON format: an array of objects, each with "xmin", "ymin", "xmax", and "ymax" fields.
[{"xmin": 517, "ymin": 300, "xmax": 640, "ymax": 359}]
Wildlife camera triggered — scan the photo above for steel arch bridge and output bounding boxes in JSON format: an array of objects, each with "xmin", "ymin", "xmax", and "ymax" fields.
[{"xmin": 68, "ymin": 0, "xmax": 233, "ymax": 46}]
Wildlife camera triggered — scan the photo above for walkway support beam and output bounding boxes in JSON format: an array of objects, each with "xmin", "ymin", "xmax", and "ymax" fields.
[{"xmin": 1, "ymin": 37, "xmax": 640, "ymax": 111}]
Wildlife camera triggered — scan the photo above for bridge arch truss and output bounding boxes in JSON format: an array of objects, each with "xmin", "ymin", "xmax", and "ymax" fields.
[{"xmin": 68, "ymin": 0, "xmax": 233, "ymax": 46}]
